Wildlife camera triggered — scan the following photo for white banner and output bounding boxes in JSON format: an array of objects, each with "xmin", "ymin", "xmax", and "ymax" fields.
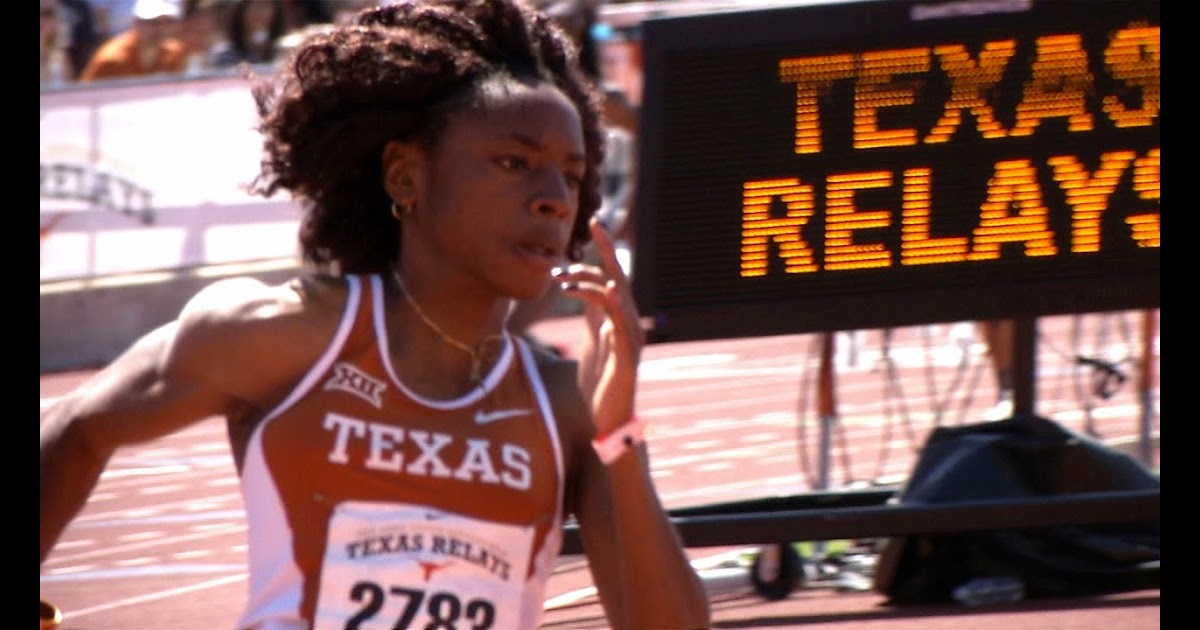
[{"xmin": 40, "ymin": 74, "xmax": 303, "ymax": 281}]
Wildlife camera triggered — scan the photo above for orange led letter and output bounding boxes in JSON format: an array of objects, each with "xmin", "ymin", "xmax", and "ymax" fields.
[
  {"xmin": 1011, "ymin": 34, "xmax": 1095, "ymax": 137},
  {"xmin": 925, "ymin": 41, "xmax": 1016, "ymax": 143},
  {"xmin": 1046, "ymin": 151, "xmax": 1137, "ymax": 253},
  {"xmin": 900, "ymin": 167, "xmax": 969, "ymax": 265},
  {"xmin": 1103, "ymin": 25, "xmax": 1160, "ymax": 129},
  {"xmin": 741, "ymin": 178, "xmax": 818, "ymax": 276},
  {"xmin": 1127, "ymin": 148, "xmax": 1160, "ymax": 248},
  {"xmin": 854, "ymin": 47, "xmax": 930, "ymax": 150},
  {"xmin": 780, "ymin": 54, "xmax": 856, "ymax": 154},
  {"xmin": 824, "ymin": 171, "xmax": 894, "ymax": 270},
  {"xmin": 968, "ymin": 159, "xmax": 1058, "ymax": 260}
]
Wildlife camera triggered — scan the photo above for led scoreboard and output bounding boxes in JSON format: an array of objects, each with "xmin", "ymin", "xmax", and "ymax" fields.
[{"xmin": 631, "ymin": 0, "xmax": 1160, "ymax": 342}]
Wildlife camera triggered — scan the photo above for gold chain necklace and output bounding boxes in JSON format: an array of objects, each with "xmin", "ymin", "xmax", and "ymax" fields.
[{"xmin": 394, "ymin": 272, "xmax": 506, "ymax": 383}]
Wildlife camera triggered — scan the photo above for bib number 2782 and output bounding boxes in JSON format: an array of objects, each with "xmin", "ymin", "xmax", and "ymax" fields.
[{"xmin": 343, "ymin": 580, "xmax": 496, "ymax": 630}]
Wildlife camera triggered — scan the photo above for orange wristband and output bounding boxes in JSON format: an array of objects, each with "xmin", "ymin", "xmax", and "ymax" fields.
[{"xmin": 591, "ymin": 417, "xmax": 647, "ymax": 465}]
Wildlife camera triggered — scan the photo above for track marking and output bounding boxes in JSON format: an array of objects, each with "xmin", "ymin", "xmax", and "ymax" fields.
[
  {"xmin": 43, "ymin": 522, "xmax": 246, "ymax": 566},
  {"xmin": 50, "ymin": 573, "xmax": 247, "ymax": 620}
]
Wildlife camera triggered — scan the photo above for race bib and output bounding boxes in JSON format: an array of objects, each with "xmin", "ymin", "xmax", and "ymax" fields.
[{"xmin": 313, "ymin": 501, "xmax": 534, "ymax": 630}]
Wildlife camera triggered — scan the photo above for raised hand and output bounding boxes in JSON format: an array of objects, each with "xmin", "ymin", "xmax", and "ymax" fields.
[{"xmin": 556, "ymin": 217, "xmax": 645, "ymax": 435}]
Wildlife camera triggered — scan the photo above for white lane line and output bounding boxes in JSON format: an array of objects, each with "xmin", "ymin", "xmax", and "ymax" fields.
[
  {"xmin": 77, "ymin": 509, "xmax": 248, "ymax": 527},
  {"xmin": 101, "ymin": 465, "xmax": 191, "ymax": 479},
  {"xmin": 139, "ymin": 484, "xmax": 189, "ymax": 495},
  {"xmin": 542, "ymin": 586, "xmax": 597, "ymax": 610},
  {"xmin": 44, "ymin": 522, "xmax": 246, "ymax": 565},
  {"xmin": 50, "ymin": 573, "xmax": 247, "ymax": 621},
  {"xmin": 42, "ymin": 563, "xmax": 245, "ymax": 581},
  {"xmin": 73, "ymin": 491, "xmax": 244, "ymax": 523}
]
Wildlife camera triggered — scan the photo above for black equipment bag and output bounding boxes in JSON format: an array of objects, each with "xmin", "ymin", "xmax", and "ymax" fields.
[{"xmin": 872, "ymin": 414, "xmax": 1160, "ymax": 604}]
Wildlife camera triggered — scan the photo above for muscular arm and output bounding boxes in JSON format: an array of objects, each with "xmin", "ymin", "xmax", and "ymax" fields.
[
  {"xmin": 39, "ymin": 275, "xmax": 324, "ymax": 565},
  {"xmin": 40, "ymin": 319, "xmax": 217, "ymax": 563},
  {"xmin": 570, "ymin": 416, "xmax": 710, "ymax": 630}
]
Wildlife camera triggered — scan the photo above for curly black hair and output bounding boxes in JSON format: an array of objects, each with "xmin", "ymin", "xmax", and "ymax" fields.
[{"xmin": 247, "ymin": 0, "xmax": 605, "ymax": 274}]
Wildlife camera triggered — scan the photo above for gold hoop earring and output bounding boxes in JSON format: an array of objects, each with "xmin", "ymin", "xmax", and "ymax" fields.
[{"xmin": 391, "ymin": 201, "xmax": 413, "ymax": 220}]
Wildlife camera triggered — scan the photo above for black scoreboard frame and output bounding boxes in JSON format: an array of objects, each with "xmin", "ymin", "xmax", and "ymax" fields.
[{"xmin": 631, "ymin": 0, "xmax": 1160, "ymax": 343}]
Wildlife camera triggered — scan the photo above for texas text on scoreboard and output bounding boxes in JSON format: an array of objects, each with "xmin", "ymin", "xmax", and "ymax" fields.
[{"xmin": 631, "ymin": 0, "xmax": 1159, "ymax": 342}]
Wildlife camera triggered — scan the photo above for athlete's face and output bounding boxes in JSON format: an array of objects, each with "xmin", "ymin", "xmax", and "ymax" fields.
[{"xmin": 405, "ymin": 79, "xmax": 586, "ymax": 299}]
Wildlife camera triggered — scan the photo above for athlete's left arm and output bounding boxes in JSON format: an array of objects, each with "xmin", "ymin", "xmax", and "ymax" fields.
[
  {"xmin": 557, "ymin": 219, "xmax": 711, "ymax": 629},
  {"xmin": 571, "ymin": 428, "xmax": 710, "ymax": 630}
]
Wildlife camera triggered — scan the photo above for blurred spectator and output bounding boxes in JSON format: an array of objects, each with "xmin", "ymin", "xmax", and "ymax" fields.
[
  {"xmin": 979, "ymin": 318, "xmax": 1016, "ymax": 420},
  {"xmin": 41, "ymin": 0, "xmax": 74, "ymax": 86},
  {"xmin": 274, "ymin": 22, "xmax": 336, "ymax": 59},
  {"xmin": 540, "ymin": 0, "xmax": 600, "ymax": 79},
  {"xmin": 209, "ymin": 0, "xmax": 287, "ymax": 68},
  {"xmin": 78, "ymin": 0, "xmax": 187, "ymax": 82},
  {"xmin": 178, "ymin": 0, "xmax": 224, "ymax": 74},
  {"xmin": 533, "ymin": 0, "xmax": 639, "ymax": 127},
  {"xmin": 276, "ymin": 0, "xmax": 366, "ymax": 56},
  {"xmin": 280, "ymin": 0, "xmax": 335, "ymax": 32},
  {"xmin": 89, "ymin": 0, "xmax": 139, "ymax": 41},
  {"xmin": 542, "ymin": 0, "xmax": 641, "ymax": 132},
  {"xmin": 328, "ymin": 0, "xmax": 379, "ymax": 24},
  {"xmin": 57, "ymin": 0, "xmax": 104, "ymax": 81}
]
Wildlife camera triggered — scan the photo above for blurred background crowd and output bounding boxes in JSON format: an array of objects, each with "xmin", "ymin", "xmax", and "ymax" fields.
[
  {"xmin": 41, "ymin": 0, "xmax": 648, "ymax": 357},
  {"xmin": 42, "ymin": 0, "xmax": 362, "ymax": 84},
  {"xmin": 39, "ymin": 0, "xmax": 644, "ymax": 87}
]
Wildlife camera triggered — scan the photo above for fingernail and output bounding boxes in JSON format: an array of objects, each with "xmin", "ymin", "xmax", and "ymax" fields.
[{"xmin": 551, "ymin": 266, "xmax": 564, "ymax": 277}]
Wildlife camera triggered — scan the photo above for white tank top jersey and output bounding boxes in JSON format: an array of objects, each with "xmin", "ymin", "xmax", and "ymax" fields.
[{"xmin": 233, "ymin": 274, "xmax": 566, "ymax": 630}]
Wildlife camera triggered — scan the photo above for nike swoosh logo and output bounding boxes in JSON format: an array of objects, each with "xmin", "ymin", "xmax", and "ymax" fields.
[{"xmin": 474, "ymin": 408, "xmax": 532, "ymax": 425}]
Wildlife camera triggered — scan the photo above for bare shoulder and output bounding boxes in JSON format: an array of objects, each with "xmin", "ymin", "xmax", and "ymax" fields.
[{"xmin": 170, "ymin": 272, "xmax": 354, "ymax": 407}]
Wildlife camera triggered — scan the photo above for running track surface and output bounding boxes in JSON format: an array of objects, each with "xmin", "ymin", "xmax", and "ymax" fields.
[{"xmin": 40, "ymin": 311, "xmax": 1160, "ymax": 629}]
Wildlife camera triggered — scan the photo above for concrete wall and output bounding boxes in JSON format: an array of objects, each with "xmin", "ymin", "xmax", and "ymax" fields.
[
  {"xmin": 40, "ymin": 260, "xmax": 584, "ymax": 374},
  {"xmin": 40, "ymin": 260, "xmax": 301, "ymax": 373}
]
